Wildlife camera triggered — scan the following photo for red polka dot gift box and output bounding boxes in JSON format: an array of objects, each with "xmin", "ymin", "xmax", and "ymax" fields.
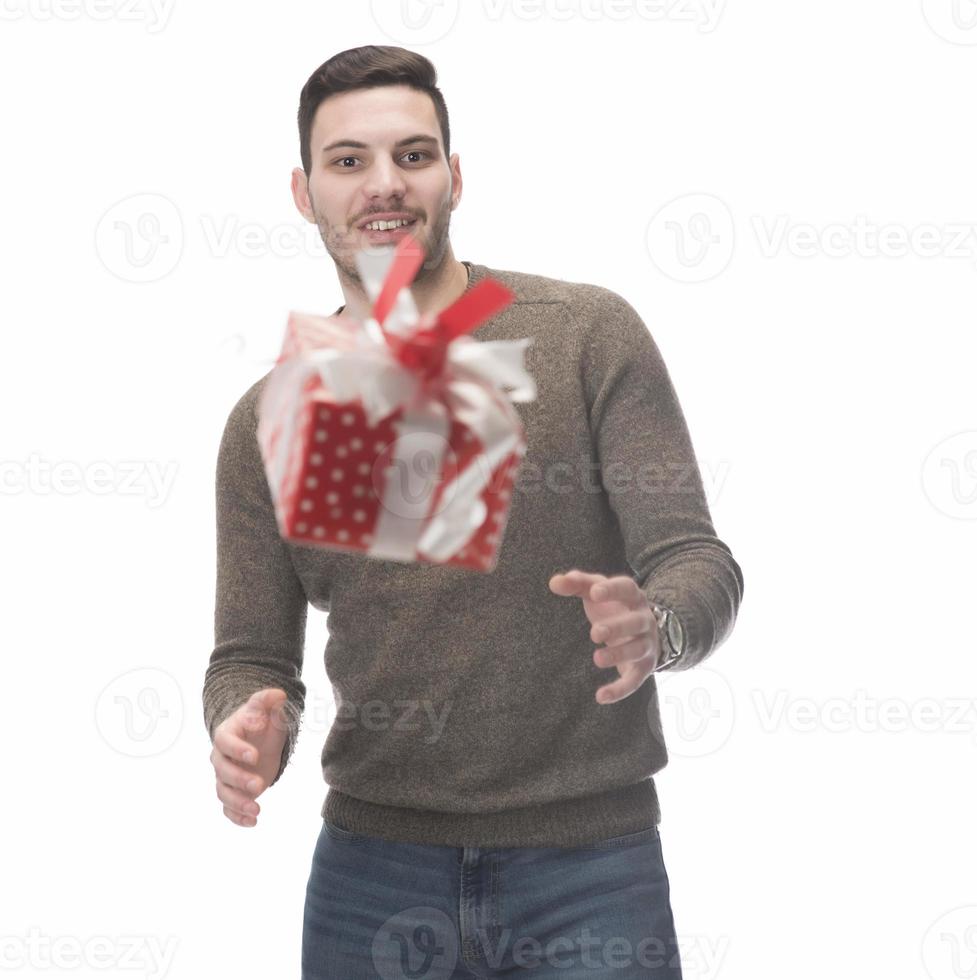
[{"xmin": 256, "ymin": 234, "xmax": 537, "ymax": 573}]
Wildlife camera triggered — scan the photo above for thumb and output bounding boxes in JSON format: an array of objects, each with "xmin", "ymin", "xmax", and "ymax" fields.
[
  {"xmin": 250, "ymin": 688, "xmax": 287, "ymax": 713},
  {"xmin": 242, "ymin": 689, "xmax": 286, "ymax": 730}
]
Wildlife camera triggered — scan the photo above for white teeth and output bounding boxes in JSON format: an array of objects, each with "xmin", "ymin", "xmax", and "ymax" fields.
[{"xmin": 364, "ymin": 218, "xmax": 414, "ymax": 231}]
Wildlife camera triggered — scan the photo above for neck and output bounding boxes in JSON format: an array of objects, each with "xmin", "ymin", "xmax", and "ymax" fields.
[{"xmin": 335, "ymin": 249, "xmax": 470, "ymax": 322}]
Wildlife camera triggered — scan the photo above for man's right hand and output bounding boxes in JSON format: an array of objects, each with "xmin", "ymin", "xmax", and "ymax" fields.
[{"xmin": 210, "ymin": 688, "xmax": 290, "ymax": 828}]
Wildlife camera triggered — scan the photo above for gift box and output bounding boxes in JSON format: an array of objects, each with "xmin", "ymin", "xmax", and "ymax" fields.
[{"xmin": 255, "ymin": 234, "xmax": 537, "ymax": 572}]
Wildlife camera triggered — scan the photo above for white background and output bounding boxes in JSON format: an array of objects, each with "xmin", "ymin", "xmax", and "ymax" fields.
[{"xmin": 2, "ymin": 1, "xmax": 975, "ymax": 978}]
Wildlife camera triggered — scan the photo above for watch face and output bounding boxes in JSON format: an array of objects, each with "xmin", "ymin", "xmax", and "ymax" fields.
[{"xmin": 666, "ymin": 614, "xmax": 684, "ymax": 655}]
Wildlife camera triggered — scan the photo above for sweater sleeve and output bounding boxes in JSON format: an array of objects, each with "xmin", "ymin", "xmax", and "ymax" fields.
[
  {"xmin": 202, "ymin": 380, "xmax": 309, "ymax": 786},
  {"xmin": 581, "ymin": 287, "xmax": 745, "ymax": 671}
]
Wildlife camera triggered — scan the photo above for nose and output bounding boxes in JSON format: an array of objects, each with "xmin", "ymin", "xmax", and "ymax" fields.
[{"xmin": 361, "ymin": 156, "xmax": 408, "ymax": 202}]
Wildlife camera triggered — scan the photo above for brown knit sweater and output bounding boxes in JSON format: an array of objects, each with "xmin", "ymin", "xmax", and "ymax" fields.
[{"xmin": 202, "ymin": 260, "xmax": 744, "ymax": 848}]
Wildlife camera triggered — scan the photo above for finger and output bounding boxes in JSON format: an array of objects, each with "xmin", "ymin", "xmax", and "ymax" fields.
[
  {"xmin": 593, "ymin": 635, "xmax": 652, "ymax": 669},
  {"xmin": 216, "ymin": 781, "xmax": 261, "ymax": 820},
  {"xmin": 589, "ymin": 576, "xmax": 642, "ymax": 603},
  {"xmin": 211, "ymin": 749, "xmax": 264, "ymax": 796},
  {"xmin": 223, "ymin": 805, "xmax": 258, "ymax": 828},
  {"xmin": 592, "ymin": 608, "xmax": 655, "ymax": 645},
  {"xmin": 549, "ymin": 569, "xmax": 607, "ymax": 596},
  {"xmin": 596, "ymin": 654, "xmax": 657, "ymax": 704},
  {"xmin": 214, "ymin": 729, "xmax": 258, "ymax": 766}
]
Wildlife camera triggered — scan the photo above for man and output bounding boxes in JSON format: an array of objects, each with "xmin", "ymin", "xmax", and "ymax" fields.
[{"xmin": 204, "ymin": 44, "xmax": 744, "ymax": 979}]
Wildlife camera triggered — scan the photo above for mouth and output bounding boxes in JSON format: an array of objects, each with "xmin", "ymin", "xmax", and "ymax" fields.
[{"xmin": 357, "ymin": 216, "xmax": 419, "ymax": 241}]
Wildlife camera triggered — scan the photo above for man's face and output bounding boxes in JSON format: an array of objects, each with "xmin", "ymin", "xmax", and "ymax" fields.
[{"xmin": 293, "ymin": 84, "xmax": 462, "ymax": 288}]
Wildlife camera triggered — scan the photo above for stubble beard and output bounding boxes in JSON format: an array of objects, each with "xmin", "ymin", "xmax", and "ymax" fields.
[{"xmin": 311, "ymin": 188, "xmax": 454, "ymax": 292}]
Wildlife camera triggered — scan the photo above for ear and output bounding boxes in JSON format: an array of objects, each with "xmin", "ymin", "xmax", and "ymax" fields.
[
  {"xmin": 449, "ymin": 152, "xmax": 463, "ymax": 211},
  {"xmin": 290, "ymin": 166, "xmax": 315, "ymax": 223}
]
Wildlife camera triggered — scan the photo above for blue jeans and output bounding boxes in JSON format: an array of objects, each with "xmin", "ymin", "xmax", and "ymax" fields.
[{"xmin": 302, "ymin": 817, "xmax": 684, "ymax": 979}]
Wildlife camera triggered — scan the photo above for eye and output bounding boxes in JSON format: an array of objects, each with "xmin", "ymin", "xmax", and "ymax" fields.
[{"xmin": 331, "ymin": 150, "xmax": 431, "ymax": 169}]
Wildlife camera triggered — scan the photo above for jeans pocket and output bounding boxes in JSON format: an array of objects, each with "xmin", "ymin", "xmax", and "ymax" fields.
[
  {"xmin": 581, "ymin": 824, "xmax": 660, "ymax": 851},
  {"xmin": 323, "ymin": 817, "xmax": 370, "ymax": 844}
]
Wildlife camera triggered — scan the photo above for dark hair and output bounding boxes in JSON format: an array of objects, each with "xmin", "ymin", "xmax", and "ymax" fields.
[{"xmin": 297, "ymin": 45, "xmax": 451, "ymax": 178}]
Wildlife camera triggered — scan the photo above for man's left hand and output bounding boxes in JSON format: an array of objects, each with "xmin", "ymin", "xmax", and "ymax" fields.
[{"xmin": 548, "ymin": 569, "xmax": 661, "ymax": 705}]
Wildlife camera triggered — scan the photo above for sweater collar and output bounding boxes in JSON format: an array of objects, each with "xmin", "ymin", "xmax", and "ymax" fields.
[{"xmin": 333, "ymin": 260, "xmax": 482, "ymax": 318}]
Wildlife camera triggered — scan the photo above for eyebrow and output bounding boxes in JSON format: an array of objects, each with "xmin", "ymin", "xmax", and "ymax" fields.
[{"xmin": 321, "ymin": 134, "xmax": 440, "ymax": 155}]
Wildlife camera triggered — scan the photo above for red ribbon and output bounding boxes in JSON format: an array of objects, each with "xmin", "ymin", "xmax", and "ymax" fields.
[{"xmin": 371, "ymin": 233, "xmax": 515, "ymax": 382}]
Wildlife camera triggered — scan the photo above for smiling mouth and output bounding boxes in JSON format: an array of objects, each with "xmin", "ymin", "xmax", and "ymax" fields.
[{"xmin": 359, "ymin": 218, "xmax": 419, "ymax": 233}]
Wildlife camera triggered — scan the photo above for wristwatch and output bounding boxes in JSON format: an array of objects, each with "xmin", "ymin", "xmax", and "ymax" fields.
[{"xmin": 650, "ymin": 602, "xmax": 685, "ymax": 672}]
